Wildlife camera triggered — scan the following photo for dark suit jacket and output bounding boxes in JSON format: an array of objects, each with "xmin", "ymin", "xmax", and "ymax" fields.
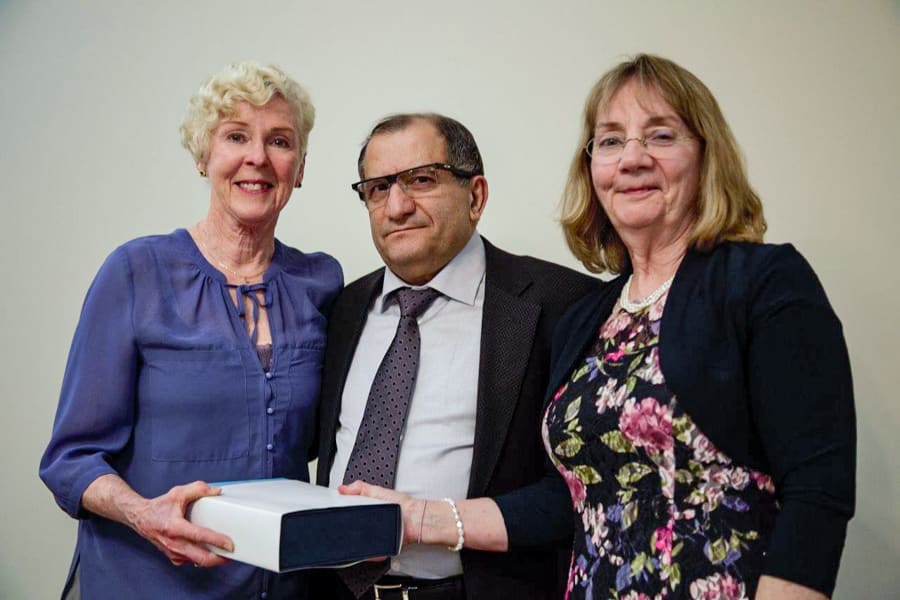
[
  {"xmin": 315, "ymin": 237, "xmax": 598, "ymax": 599},
  {"xmin": 499, "ymin": 242, "xmax": 854, "ymax": 597}
]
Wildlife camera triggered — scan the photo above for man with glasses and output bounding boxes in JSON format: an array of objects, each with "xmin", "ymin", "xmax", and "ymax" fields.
[{"xmin": 314, "ymin": 113, "xmax": 597, "ymax": 600}]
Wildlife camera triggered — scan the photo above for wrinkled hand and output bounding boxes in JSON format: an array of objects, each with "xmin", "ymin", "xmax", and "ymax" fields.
[
  {"xmin": 339, "ymin": 481, "xmax": 425, "ymax": 546},
  {"xmin": 126, "ymin": 480, "xmax": 233, "ymax": 567}
]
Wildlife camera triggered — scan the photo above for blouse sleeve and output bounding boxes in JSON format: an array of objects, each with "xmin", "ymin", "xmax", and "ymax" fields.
[
  {"xmin": 39, "ymin": 247, "xmax": 139, "ymax": 519},
  {"xmin": 747, "ymin": 246, "xmax": 855, "ymax": 596}
]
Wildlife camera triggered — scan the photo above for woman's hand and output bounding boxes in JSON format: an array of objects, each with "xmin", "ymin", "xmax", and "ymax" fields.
[
  {"xmin": 82, "ymin": 474, "xmax": 233, "ymax": 567},
  {"xmin": 125, "ymin": 480, "xmax": 233, "ymax": 567},
  {"xmin": 339, "ymin": 481, "xmax": 509, "ymax": 552},
  {"xmin": 339, "ymin": 481, "xmax": 425, "ymax": 546}
]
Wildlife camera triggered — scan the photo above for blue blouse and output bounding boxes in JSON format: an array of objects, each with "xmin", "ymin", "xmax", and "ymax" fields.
[{"xmin": 40, "ymin": 229, "xmax": 342, "ymax": 600}]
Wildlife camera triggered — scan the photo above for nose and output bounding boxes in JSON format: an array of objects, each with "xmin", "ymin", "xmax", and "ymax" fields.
[
  {"xmin": 245, "ymin": 138, "xmax": 269, "ymax": 167},
  {"xmin": 618, "ymin": 138, "xmax": 653, "ymax": 171},
  {"xmin": 383, "ymin": 181, "xmax": 416, "ymax": 219}
]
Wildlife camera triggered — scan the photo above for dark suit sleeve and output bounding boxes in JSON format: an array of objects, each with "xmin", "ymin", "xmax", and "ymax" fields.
[
  {"xmin": 746, "ymin": 246, "xmax": 855, "ymax": 596},
  {"xmin": 493, "ymin": 298, "xmax": 587, "ymax": 548}
]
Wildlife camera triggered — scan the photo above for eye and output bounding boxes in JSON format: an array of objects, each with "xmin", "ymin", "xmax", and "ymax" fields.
[
  {"xmin": 403, "ymin": 169, "xmax": 439, "ymax": 190},
  {"xmin": 226, "ymin": 131, "xmax": 247, "ymax": 143},
  {"xmin": 270, "ymin": 136, "xmax": 293, "ymax": 148},
  {"xmin": 364, "ymin": 179, "xmax": 391, "ymax": 196},
  {"xmin": 595, "ymin": 133, "xmax": 626, "ymax": 149},
  {"xmin": 646, "ymin": 128, "xmax": 677, "ymax": 145}
]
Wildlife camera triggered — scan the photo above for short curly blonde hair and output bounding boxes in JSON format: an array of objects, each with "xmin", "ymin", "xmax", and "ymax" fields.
[
  {"xmin": 561, "ymin": 54, "xmax": 766, "ymax": 274},
  {"xmin": 180, "ymin": 61, "xmax": 315, "ymax": 163}
]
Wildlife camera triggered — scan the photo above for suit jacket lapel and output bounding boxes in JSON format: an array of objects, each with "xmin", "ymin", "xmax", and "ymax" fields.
[
  {"xmin": 467, "ymin": 240, "xmax": 541, "ymax": 497},
  {"xmin": 316, "ymin": 269, "xmax": 384, "ymax": 486}
]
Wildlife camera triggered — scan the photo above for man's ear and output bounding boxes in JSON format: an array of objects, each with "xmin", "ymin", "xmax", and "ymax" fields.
[{"xmin": 468, "ymin": 175, "xmax": 489, "ymax": 221}]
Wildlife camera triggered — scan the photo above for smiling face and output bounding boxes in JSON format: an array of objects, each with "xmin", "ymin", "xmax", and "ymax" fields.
[
  {"xmin": 591, "ymin": 79, "xmax": 702, "ymax": 248},
  {"xmin": 199, "ymin": 96, "xmax": 304, "ymax": 231},
  {"xmin": 363, "ymin": 119, "xmax": 487, "ymax": 285}
]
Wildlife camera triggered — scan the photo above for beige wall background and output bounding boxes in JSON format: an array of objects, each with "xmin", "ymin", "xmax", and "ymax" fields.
[{"xmin": 1, "ymin": 0, "xmax": 897, "ymax": 597}]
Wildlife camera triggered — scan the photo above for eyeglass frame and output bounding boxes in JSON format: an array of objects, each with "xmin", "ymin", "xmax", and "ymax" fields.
[
  {"xmin": 350, "ymin": 162, "xmax": 482, "ymax": 204},
  {"xmin": 583, "ymin": 130, "xmax": 697, "ymax": 163}
]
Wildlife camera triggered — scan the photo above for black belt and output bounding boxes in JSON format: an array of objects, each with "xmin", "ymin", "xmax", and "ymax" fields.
[{"xmin": 372, "ymin": 574, "xmax": 465, "ymax": 600}]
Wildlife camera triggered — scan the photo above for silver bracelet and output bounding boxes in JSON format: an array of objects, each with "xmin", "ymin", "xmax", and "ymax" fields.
[{"xmin": 442, "ymin": 497, "xmax": 464, "ymax": 552}]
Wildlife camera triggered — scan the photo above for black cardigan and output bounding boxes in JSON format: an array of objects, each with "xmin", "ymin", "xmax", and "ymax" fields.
[{"xmin": 496, "ymin": 242, "xmax": 855, "ymax": 596}]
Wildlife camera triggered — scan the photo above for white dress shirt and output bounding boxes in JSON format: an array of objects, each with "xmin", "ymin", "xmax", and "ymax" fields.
[{"xmin": 330, "ymin": 233, "xmax": 486, "ymax": 578}]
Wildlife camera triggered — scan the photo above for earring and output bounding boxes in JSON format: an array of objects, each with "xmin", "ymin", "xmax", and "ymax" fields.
[
  {"xmin": 294, "ymin": 181, "xmax": 302, "ymax": 188},
  {"xmin": 199, "ymin": 169, "xmax": 207, "ymax": 177}
]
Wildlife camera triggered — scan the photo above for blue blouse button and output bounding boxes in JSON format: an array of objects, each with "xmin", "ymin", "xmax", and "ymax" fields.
[
  {"xmin": 266, "ymin": 443, "xmax": 273, "ymax": 451},
  {"xmin": 266, "ymin": 407, "xmax": 274, "ymax": 415},
  {"xmin": 265, "ymin": 371, "xmax": 273, "ymax": 380},
  {"xmin": 261, "ymin": 593, "xmax": 268, "ymax": 599}
]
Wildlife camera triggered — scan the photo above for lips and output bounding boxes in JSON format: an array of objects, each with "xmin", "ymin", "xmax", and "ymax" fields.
[
  {"xmin": 384, "ymin": 225, "xmax": 424, "ymax": 236},
  {"xmin": 619, "ymin": 185, "xmax": 658, "ymax": 194},
  {"xmin": 236, "ymin": 180, "xmax": 274, "ymax": 192}
]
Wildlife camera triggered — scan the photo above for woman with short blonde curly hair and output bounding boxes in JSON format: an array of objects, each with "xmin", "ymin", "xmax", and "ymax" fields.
[
  {"xmin": 41, "ymin": 61, "xmax": 342, "ymax": 599},
  {"xmin": 180, "ymin": 61, "xmax": 316, "ymax": 163}
]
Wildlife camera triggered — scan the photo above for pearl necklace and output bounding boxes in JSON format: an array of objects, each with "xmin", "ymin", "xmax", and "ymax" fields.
[
  {"xmin": 620, "ymin": 274, "xmax": 674, "ymax": 313},
  {"xmin": 194, "ymin": 227, "xmax": 273, "ymax": 284}
]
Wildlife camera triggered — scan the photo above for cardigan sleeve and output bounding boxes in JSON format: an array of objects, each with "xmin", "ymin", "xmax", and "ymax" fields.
[
  {"xmin": 746, "ymin": 246, "xmax": 855, "ymax": 596},
  {"xmin": 39, "ymin": 247, "xmax": 139, "ymax": 519},
  {"xmin": 494, "ymin": 469, "xmax": 573, "ymax": 549}
]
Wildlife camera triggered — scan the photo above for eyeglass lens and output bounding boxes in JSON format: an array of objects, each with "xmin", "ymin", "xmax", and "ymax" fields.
[{"xmin": 360, "ymin": 166, "xmax": 443, "ymax": 203}]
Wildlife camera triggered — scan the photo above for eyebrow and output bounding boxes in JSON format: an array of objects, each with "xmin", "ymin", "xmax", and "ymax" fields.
[
  {"xmin": 218, "ymin": 120, "xmax": 297, "ymax": 134},
  {"xmin": 594, "ymin": 115, "xmax": 681, "ymax": 130}
]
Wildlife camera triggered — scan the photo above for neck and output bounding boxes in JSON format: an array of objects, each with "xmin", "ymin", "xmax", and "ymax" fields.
[
  {"xmin": 621, "ymin": 223, "xmax": 691, "ymax": 300},
  {"xmin": 192, "ymin": 215, "xmax": 276, "ymax": 282}
]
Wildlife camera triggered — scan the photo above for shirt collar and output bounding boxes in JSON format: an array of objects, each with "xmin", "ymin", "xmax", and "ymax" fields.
[{"xmin": 378, "ymin": 233, "xmax": 486, "ymax": 312}]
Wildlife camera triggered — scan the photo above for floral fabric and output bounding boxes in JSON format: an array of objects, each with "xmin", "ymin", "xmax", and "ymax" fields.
[{"xmin": 543, "ymin": 290, "xmax": 777, "ymax": 600}]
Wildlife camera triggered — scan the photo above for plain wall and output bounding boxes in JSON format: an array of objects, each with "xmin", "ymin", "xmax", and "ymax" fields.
[{"xmin": 2, "ymin": 1, "xmax": 898, "ymax": 597}]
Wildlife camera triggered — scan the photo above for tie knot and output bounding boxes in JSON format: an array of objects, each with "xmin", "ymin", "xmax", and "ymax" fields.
[{"xmin": 395, "ymin": 287, "xmax": 441, "ymax": 319}]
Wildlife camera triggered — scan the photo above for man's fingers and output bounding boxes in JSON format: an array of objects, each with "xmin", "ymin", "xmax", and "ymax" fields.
[{"xmin": 337, "ymin": 481, "xmax": 366, "ymax": 495}]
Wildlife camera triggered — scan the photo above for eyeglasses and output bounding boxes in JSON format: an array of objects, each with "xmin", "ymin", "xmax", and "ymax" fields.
[
  {"xmin": 585, "ymin": 127, "xmax": 696, "ymax": 164},
  {"xmin": 351, "ymin": 163, "xmax": 481, "ymax": 206}
]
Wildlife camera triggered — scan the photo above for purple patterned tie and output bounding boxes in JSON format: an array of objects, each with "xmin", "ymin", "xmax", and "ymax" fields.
[{"xmin": 339, "ymin": 287, "xmax": 441, "ymax": 597}]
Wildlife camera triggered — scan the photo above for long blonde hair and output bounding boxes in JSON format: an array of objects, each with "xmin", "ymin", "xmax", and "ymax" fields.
[{"xmin": 561, "ymin": 54, "xmax": 766, "ymax": 274}]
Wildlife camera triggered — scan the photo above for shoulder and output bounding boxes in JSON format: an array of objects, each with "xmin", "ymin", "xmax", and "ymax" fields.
[
  {"xmin": 329, "ymin": 267, "xmax": 384, "ymax": 314},
  {"xmin": 483, "ymin": 239, "xmax": 599, "ymax": 300},
  {"xmin": 686, "ymin": 241, "xmax": 831, "ymax": 312},
  {"xmin": 109, "ymin": 231, "xmax": 183, "ymax": 261},
  {"xmin": 93, "ymin": 231, "xmax": 185, "ymax": 283},
  {"xmin": 693, "ymin": 241, "xmax": 809, "ymax": 276},
  {"xmin": 555, "ymin": 274, "xmax": 623, "ymax": 332},
  {"xmin": 275, "ymin": 242, "xmax": 344, "ymax": 294}
]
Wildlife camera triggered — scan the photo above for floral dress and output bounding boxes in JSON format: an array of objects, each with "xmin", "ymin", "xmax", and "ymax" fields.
[{"xmin": 543, "ymin": 289, "xmax": 778, "ymax": 600}]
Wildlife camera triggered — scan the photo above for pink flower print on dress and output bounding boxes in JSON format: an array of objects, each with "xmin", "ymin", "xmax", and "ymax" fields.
[
  {"xmin": 691, "ymin": 432, "xmax": 723, "ymax": 464},
  {"xmin": 596, "ymin": 378, "xmax": 628, "ymax": 415},
  {"xmin": 553, "ymin": 382, "xmax": 569, "ymax": 402},
  {"xmin": 634, "ymin": 347, "xmax": 665, "ymax": 384},
  {"xmin": 601, "ymin": 307, "xmax": 633, "ymax": 339},
  {"xmin": 750, "ymin": 471, "xmax": 776, "ymax": 493},
  {"xmin": 560, "ymin": 466, "xmax": 587, "ymax": 508},
  {"xmin": 605, "ymin": 344, "xmax": 626, "ymax": 363},
  {"xmin": 619, "ymin": 397, "xmax": 674, "ymax": 454},
  {"xmin": 688, "ymin": 572, "xmax": 747, "ymax": 599},
  {"xmin": 648, "ymin": 293, "xmax": 667, "ymax": 321},
  {"xmin": 653, "ymin": 522, "xmax": 675, "ymax": 567}
]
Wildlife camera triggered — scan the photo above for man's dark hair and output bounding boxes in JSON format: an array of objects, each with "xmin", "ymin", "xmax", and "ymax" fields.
[{"xmin": 356, "ymin": 112, "xmax": 484, "ymax": 181}]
